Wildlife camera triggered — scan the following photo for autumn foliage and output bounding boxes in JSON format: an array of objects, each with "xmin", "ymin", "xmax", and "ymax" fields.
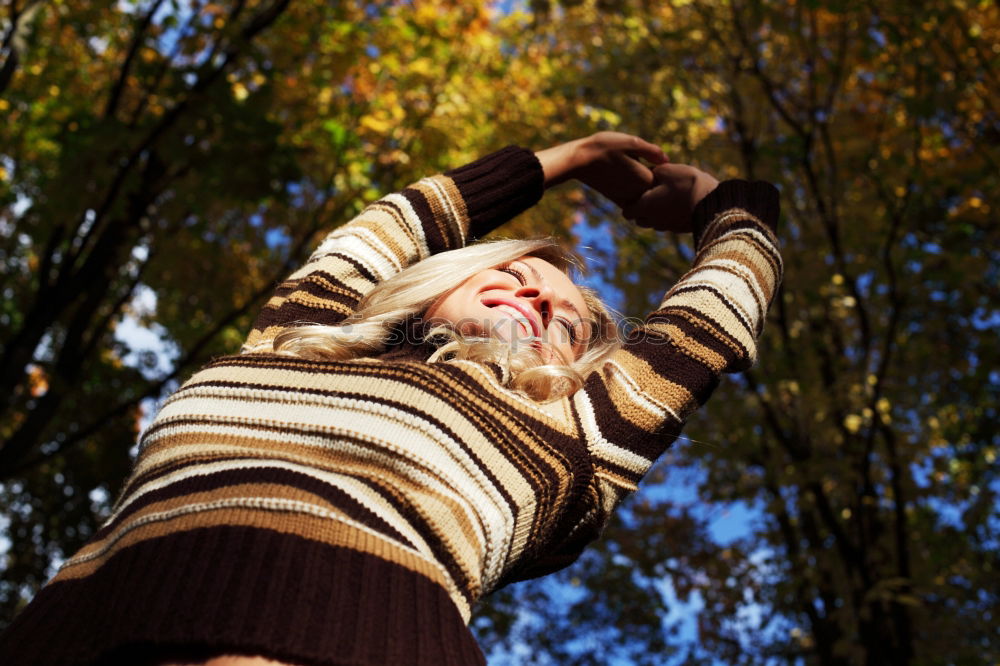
[{"xmin": 1, "ymin": 1, "xmax": 997, "ymax": 663}]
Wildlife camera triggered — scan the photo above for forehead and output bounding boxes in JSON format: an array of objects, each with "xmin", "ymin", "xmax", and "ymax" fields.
[{"xmin": 517, "ymin": 256, "xmax": 588, "ymax": 319}]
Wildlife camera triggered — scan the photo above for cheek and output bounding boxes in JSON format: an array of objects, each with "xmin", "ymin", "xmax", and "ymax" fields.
[{"xmin": 423, "ymin": 283, "xmax": 479, "ymax": 326}]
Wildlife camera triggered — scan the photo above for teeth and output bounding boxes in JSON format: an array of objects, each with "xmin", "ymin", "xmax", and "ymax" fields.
[{"xmin": 493, "ymin": 304, "xmax": 532, "ymax": 335}]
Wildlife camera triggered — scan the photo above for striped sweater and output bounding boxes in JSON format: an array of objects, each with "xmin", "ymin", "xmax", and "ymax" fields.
[{"xmin": 0, "ymin": 146, "xmax": 781, "ymax": 666}]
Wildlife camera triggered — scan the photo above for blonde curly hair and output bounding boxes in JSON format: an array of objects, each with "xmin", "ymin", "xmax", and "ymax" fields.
[{"xmin": 267, "ymin": 238, "xmax": 620, "ymax": 402}]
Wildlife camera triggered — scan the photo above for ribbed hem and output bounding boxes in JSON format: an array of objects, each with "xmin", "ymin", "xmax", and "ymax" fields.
[
  {"xmin": 0, "ymin": 527, "xmax": 485, "ymax": 666},
  {"xmin": 445, "ymin": 145, "xmax": 544, "ymax": 239},
  {"xmin": 691, "ymin": 180, "xmax": 780, "ymax": 250}
]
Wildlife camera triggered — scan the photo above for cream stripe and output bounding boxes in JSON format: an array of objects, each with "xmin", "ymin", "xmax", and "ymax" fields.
[
  {"xmin": 384, "ymin": 189, "xmax": 433, "ymax": 255},
  {"xmin": 140, "ymin": 401, "xmax": 522, "ymax": 584},
  {"xmin": 449, "ymin": 359, "xmax": 577, "ymax": 432},
  {"xmin": 572, "ymin": 389, "xmax": 654, "ymax": 476},
  {"xmin": 174, "ymin": 364, "xmax": 540, "ymax": 498},
  {"xmin": 667, "ymin": 271, "xmax": 754, "ymax": 331},
  {"xmin": 310, "ymin": 231, "xmax": 397, "ymax": 281},
  {"xmin": 709, "ymin": 258, "xmax": 768, "ymax": 311},
  {"xmin": 603, "ymin": 358, "xmax": 683, "ymax": 424},
  {"xmin": 662, "ymin": 287, "xmax": 756, "ymax": 353},
  {"xmin": 130, "ymin": 435, "xmax": 434, "ymax": 554},
  {"xmin": 126, "ymin": 434, "xmax": 505, "ymax": 573},
  {"xmin": 419, "ymin": 176, "xmax": 465, "ymax": 244},
  {"xmin": 108, "ymin": 458, "xmax": 438, "ymax": 555}
]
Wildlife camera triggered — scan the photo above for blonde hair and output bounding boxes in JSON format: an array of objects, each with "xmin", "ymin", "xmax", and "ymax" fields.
[{"xmin": 268, "ymin": 238, "xmax": 621, "ymax": 402}]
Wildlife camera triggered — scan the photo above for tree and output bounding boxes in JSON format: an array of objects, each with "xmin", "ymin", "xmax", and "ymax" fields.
[
  {"xmin": 471, "ymin": 1, "xmax": 1000, "ymax": 664},
  {"xmin": 3, "ymin": 1, "xmax": 998, "ymax": 664},
  {"xmin": 0, "ymin": 0, "xmax": 568, "ymax": 625}
]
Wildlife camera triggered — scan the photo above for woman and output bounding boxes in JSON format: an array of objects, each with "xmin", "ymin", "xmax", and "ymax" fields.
[{"xmin": 0, "ymin": 132, "xmax": 781, "ymax": 665}]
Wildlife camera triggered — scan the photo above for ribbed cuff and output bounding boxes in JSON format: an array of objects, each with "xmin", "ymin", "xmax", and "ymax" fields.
[
  {"xmin": 691, "ymin": 180, "xmax": 781, "ymax": 250},
  {"xmin": 445, "ymin": 145, "xmax": 544, "ymax": 239}
]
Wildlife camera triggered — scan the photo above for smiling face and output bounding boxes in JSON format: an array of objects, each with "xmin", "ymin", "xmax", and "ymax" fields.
[{"xmin": 423, "ymin": 255, "xmax": 592, "ymax": 364}]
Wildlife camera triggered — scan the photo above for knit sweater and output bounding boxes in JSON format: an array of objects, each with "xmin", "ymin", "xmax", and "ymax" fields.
[{"xmin": 0, "ymin": 146, "xmax": 781, "ymax": 666}]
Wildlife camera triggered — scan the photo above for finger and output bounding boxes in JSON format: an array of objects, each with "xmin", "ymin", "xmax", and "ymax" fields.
[
  {"xmin": 632, "ymin": 216, "xmax": 661, "ymax": 230},
  {"xmin": 619, "ymin": 186, "xmax": 657, "ymax": 220},
  {"xmin": 599, "ymin": 132, "xmax": 668, "ymax": 165},
  {"xmin": 620, "ymin": 136, "xmax": 668, "ymax": 165},
  {"xmin": 651, "ymin": 163, "xmax": 697, "ymax": 187},
  {"xmin": 599, "ymin": 156, "xmax": 655, "ymax": 201}
]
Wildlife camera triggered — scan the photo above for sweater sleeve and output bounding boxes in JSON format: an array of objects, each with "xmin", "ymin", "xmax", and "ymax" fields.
[
  {"xmin": 580, "ymin": 179, "xmax": 782, "ymax": 488},
  {"xmin": 513, "ymin": 181, "xmax": 783, "ymax": 579},
  {"xmin": 242, "ymin": 146, "xmax": 544, "ymax": 351}
]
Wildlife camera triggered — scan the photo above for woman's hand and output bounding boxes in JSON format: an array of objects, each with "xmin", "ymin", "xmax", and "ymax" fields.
[
  {"xmin": 621, "ymin": 163, "xmax": 720, "ymax": 233},
  {"xmin": 534, "ymin": 132, "xmax": 668, "ymax": 208}
]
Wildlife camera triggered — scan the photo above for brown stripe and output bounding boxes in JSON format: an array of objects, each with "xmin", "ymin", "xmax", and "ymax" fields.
[{"xmin": 100, "ymin": 466, "xmax": 418, "ymax": 551}]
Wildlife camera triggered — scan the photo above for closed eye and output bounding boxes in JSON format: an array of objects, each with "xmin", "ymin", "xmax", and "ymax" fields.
[
  {"xmin": 496, "ymin": 264, "xmax": 528, "ymax": 285},
  {"xmin": 552, "ymin": 316, "xmax": 579, "ymax": 345}
]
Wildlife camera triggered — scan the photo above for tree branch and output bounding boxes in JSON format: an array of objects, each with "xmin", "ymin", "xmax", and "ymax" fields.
[{"xmin": 104, "ymin": 0, "xmax": 167, "ymax": 120}]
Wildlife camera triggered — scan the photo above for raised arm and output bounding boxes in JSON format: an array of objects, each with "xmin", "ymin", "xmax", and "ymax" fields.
[
  {"xmin": 490, "ymin": 156, "xmax": 782, "ymax": 582},
  {"xmin": 578, "ymin": 165, "xmax": 782, "ymax": 499},
  {"xmin": 243, "ymin": 146, "xmax": 544, "ymax": 351}
]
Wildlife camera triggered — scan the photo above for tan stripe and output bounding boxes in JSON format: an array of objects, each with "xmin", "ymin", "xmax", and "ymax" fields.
[
  {"xmin": 367, "ymin": 198, "xmax": 419, "ymax": 238},
  {"xmin": 105, "ymin": 482, "xmax": 351, "ymax": 540},
  {"xmin": 127, "ymin": 434, "xmax": 475, "ymax": 559},
  {"xmin": 705, "ymin": 260, "xmax": 766, "ymax": 322},
  {"xmin": 361, "ymin": 467, "xmax": 484, "ymax": 597},
  {"xmin": 55, "ymin": 502, "xmax": 450, "ymax": 591},
  {"xmin": 319, "ymin": 220, "xmax": 404, "ymax": 278},
  {"xmin": 652, "ymin": 322, "xmax": 729, "ymax": 373},
  {"xmin": 703, "ymin": 223, "xmax": 782, "ymax": 292},
  {"xmin": 729, "ymin": 234, "xmax": 781, "ymax": 301},
  {"xmin": 167, "ymin": 360, "xmax": 577, "ymax": 562},
  {"xmin": 704, "ymin": 237, "xmax": 779, "ymax": 298},
  {"xmin": 594, "ymin": 468, "xmax": 638, "ymax": 493},
  {"xmin": 665, "ymin": 307, "xmax": 747, "ymax": 359},
  {"xmin": 451, "ymin": 360, "xmax": 579, "ymax": 436},
  {"xmin": 295, "ymin": 272, "xmax": 366, "ymax": 302},
  {"xmin": 604, "ymin": 351, "xmax": 695, "ymax": 430},
  {"xmin": 178, "ymin": 362, "xmax": 562, "ymax": 498},
  {"xmin": 662, "ymin": 288, "xmax": 754, "ymax": 354},
  {"xmin": 349, "ymin": 216, "xmax": 413, "ymax": 270},
  {"xmin": 285, "ymin": 253, "xmax": 382, "ymax": 298},
  {"xmin": 672, "ymin": 267, "xmax": 755, "ymax": 328},
  {"xmin": 135, "ymin": 421, "xmax": 502, "ymax": 573},
  {"xmin": 284, "ymin": 290, "xmax": 356, "ymax": 313},
  {"xmin": 412, "ymin": 177, "xmax": 469, "ymax": 247}
]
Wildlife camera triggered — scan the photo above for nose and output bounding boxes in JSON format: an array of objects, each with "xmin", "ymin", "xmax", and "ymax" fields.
[{"xmin": 515, "ymin": 283, "xmax": 554, "ymax": 326}]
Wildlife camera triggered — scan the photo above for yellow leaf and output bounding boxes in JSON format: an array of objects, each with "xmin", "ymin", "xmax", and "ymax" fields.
[
  {"xmin": 231, "ymin": 82, "xmax": 248, "ymax": 101},
  {"xmin": 409, "ymin": 57, "xmax": 433, "ymax": 76},
  {"xmin": 360, "ymin": 114, "xmax": 392, "ymax": 134},
  {"xmin": 844, "ymin": 414, "xmax": 862, "ymax": 433}
]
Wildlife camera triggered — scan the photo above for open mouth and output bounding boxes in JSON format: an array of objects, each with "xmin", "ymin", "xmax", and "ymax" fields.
[{"xmin": 481, "ymin": 299, "xmax": 541, "ymax": 339}]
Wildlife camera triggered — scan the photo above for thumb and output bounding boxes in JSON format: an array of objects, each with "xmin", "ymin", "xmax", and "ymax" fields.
[{"xmin": 620, "ymin": 190, "xmax": 649, "ymax": 221}]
